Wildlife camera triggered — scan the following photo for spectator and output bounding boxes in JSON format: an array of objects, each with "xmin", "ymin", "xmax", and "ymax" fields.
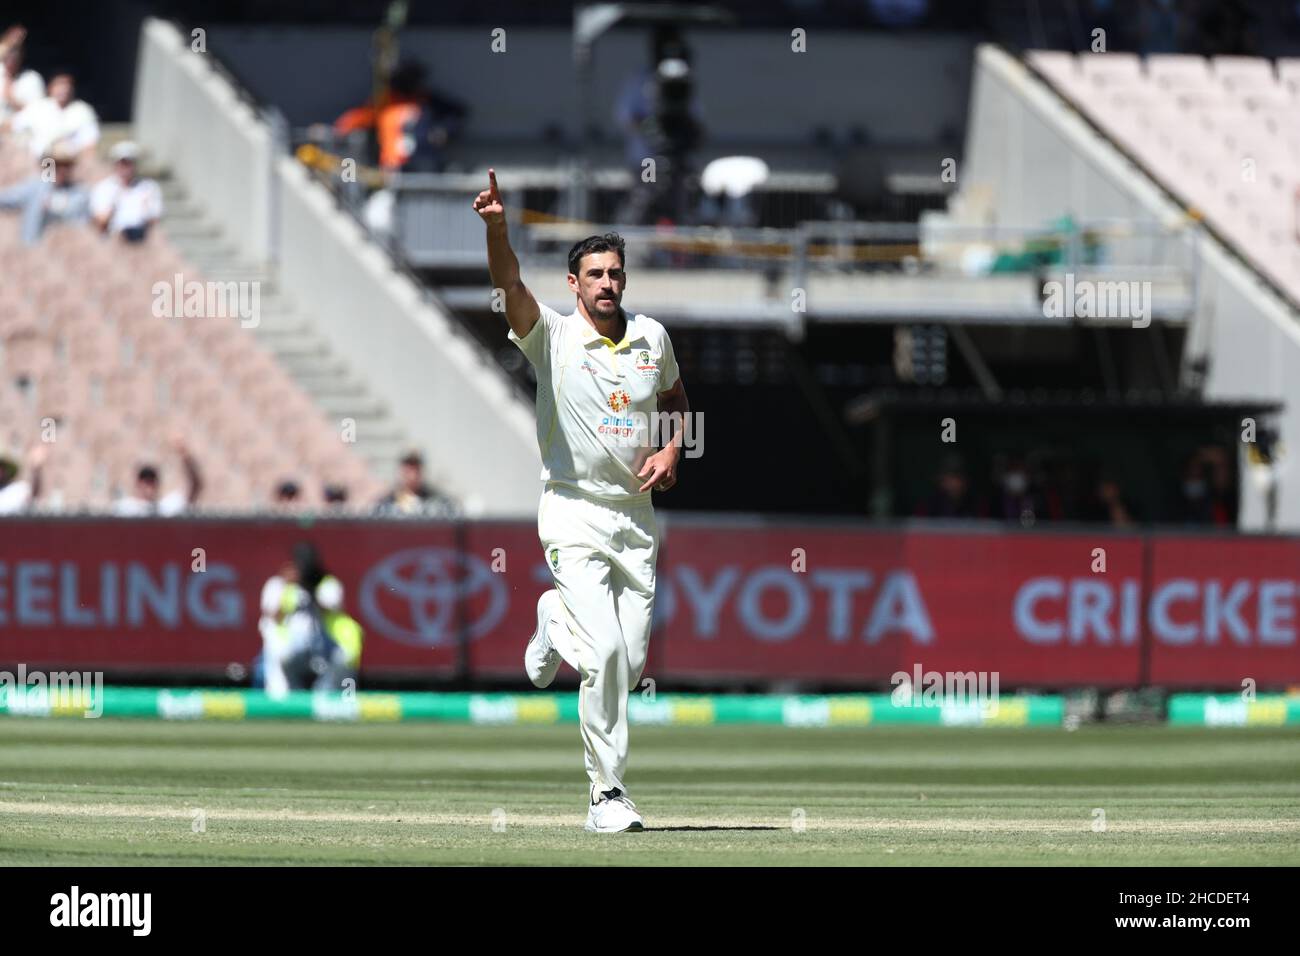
[
  {"xmin": 375, "ymin": 450, "xmax": 456, "ymax": 516},
  {"xmin": 0, "ymin": 25, "xmax": 43, "ymax": 123},
  {"xmin": 1174, "ymin": 453, "xmax": 1212, "ymax": 524},
  {"xmin": 0, "ymin": 144, "xmax": 89, "ymax": 244},
  {"xmin": 257, "ymin": 556, "xmax": 297, "ymax": 697},
  {"xmin": 614, "ymin": 65, "xmax": 655, "ymax": 173},
  {"xmin": 112, "ymin": 437, "xmax": 202, "ymax": 516},
  {"xmin": 259, "ymin": 542, "xmax": 362, "ymax": 696},
  {"xmin": 1179, "ymin": 446, "xmax": 1236, "ymax": 525},
  {"xmin": 273, "ymin": 479, "xmax": 301, "ymax": 510},
  {"xmin": 991, "ymin": 456, "xmax": 1046, "ymax": 525},
  {"xmin": 1083, "ymin": 474, "xmax": 1135, "ymax": 528},
  {"xmin": 331, "ymin": 60, "xmax": 467, "ymax": 173},
  {"xmin": 322, "ymin": 483, "xmax": 349, "ymax": 510},
  {"xmin": 0, "ymin": 443, "xmax": 46, "ymax": 514},
  {"xmin": 614, "ymin": 29, "xmax": 704, "ymax": 226},
  {"xmin": 915, "ymin": 455, "xmax": 979, "ymax": 518},
  {"xmin": 1172, "ymin": 448, "xmax": 1235, "ymax": 526},
  {"xmin": 5, "ymin": 70, "xmax": 98, "ymax": 159},
  {"xmin": 90, "ymin": 141, "xmax": 162, "ymax": 242},
  {"xmin": 1205, "ymin": 447, "xmax": 1237, "ymax": 526}
]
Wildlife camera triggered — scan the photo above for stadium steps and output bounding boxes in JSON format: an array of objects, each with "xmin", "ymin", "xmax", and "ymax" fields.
[{"xmin": 157, "ymin": 178, "xmax": 413, "ymax": 483}]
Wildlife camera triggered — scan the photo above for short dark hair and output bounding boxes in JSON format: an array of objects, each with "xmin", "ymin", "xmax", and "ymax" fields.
[
  {"xmin": 137, "ymin": 465, "xmax": 159, "ymax": 484},
  {"xmin": 400, "ymin": 450, "xmax": 424, "ymax": 468},
  {"xmin": 567, "ymin": 233, "xmax": 625, "ymax": 277}
]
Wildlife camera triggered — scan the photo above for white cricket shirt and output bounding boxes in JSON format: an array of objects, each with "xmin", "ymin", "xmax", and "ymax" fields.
[
  {"xmin": 90, "ymin": 175, "xmax": 163, "ymax": 234},
  {"xmin": 510, "ymin": 303, "xmax": 680, "ymax": 502}
]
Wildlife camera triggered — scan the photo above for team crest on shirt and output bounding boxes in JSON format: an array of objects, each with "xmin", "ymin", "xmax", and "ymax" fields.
[
  {"xmin": 607, "ymin": 389, "xmax": 631, "ymax": 412},
  {"xmin": 634, "ymin": 349, "xmax": 659, "ymax": 379},
  {"xmin": 548, "ymin": 547, "xmax": 560, "ymax": 572}
]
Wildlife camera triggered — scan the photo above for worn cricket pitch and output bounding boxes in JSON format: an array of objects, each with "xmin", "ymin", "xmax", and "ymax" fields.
[{"xmin": 0, "ymin": 721, "xmax": 1296, "ymax": 865}]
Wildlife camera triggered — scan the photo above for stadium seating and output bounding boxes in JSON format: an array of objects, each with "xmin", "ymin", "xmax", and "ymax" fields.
[
  {"xmin": 0, "ymin": 144, "xmax": 382, "ymax": 510},
  {"xmin": 1027, "ymin": 51, "xmax": 1300, "ymax": 302}
]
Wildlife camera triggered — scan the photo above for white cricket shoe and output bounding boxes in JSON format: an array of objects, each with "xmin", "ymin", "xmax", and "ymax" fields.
[
  {"xmin": 525, "ymin": 590, "xmax": 563, "ymax": 689},
  {"xmin": 585, "ymin": 789, "xmax": 644, "ymax": 833}
]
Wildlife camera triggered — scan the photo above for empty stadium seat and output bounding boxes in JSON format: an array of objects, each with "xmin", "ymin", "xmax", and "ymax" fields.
[
  {"xmin": 1027, "ymin": 50, "xmax": 1300, "ymax": 304},
  {"xmin": 0, "ymin": 140, "xmax": 382, "ymax": 511}
]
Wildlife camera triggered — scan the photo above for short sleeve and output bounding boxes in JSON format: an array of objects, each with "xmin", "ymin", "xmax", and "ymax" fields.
[
  {"xmin": 157, "ymin": 490, "xmax": 188, "ymax": 516},
  {"xmin": 316, "ymin": 576, "xmax": 344, "ymax": 611},
  {"xmin": 260, "ymin": 577, "xmax": 285, "ymax": 616},
  {"xmin": 89, "ymin": 178, "xmax": 114, "ymax": 219},
  {"xmin": 68, "ymin": 104, "xmax": 99, "ymax": 152},
  {"xmin": 657, "ymin": 329, "xmax": 680, "ymax": 392},
  {"xmin": 14, "ymin": 72, "xmax": 44, "ymax": 109},
  {"xmin": 145, "ymin": 180, "xmax": 164, "ymax": 219},
  {"xmin": 9, "ymin": 101, "xmax": 34, "ymax": 133},
  {"xmin": 0, "ymin": 480, "xmax": 31, "ymax": 515},
  {"xmin": 112, "ymin": 496, "xmax": 147, "ymax": 517},
  {"xmin": 507, "ymin": 301, "xmax": 564, "ymax": 369}
]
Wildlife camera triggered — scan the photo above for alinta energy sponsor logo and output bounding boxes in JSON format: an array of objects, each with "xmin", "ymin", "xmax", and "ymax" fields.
[
  {"xmin": 598, "ymin": 412, "xmax": 639, "ymax": 440},
  {"xmin": 50, "ymin": 886, "xmax": 151, "ymax": 936},
  {"xmin": 152, "ymin": 272, "xmax": 261, "ymax": 328},
  {"xmin": 599, "ymin": 409, "xmax": 705, "ymax": 459},
  {"xmin": 0, "ymin": 664, "xmax": 103, "ymax": 717}
]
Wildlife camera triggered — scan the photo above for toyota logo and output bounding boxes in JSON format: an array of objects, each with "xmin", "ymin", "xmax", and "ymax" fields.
[{"xmin": 359, "ymin": 547, "xmax": 508, "ymax": 647}]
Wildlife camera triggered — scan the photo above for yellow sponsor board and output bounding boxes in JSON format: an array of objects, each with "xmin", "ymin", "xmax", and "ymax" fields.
[
  {"xmin": 828, "ymin": 698, "xmax": 872, "ymax": 726},
  {"xmin": 201, "ymin": 693, "xmax": 247, "ymax": 720},
  {"xmin": 670, "ymin": 699, "xmax": 716, "ymax": 725},
  {"xmin": 981, "ymin": 698, "xmax": 1028, "ymax": 727},
  {"xmin": 359, "ymin": 695, "xmax": 402, "ymax": 722},
  {"xmin": 1246, "ymin": 699, "xmax": 1287, "ymax": 726},
  {"xmin": 516, "ymin": 697, "xmax": 560, "ymax": 724},
  {"xmin": 50, "ymin": 690, "xmax": 92, "ymax": 717}
]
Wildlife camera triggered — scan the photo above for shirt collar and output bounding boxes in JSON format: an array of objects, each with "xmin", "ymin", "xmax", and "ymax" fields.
[{"xmin": 575, "ymin": 307, "xmax": 637, "ymax": 351}]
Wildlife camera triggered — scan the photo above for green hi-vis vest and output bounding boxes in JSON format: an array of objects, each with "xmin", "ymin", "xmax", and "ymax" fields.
[
  {"xmin": 279, "ymin": 575, "xmax": 364, "ymax": 669},
  {"xmin": 324, "ymin": 610, "xmax": 364, "ymax": 670}
]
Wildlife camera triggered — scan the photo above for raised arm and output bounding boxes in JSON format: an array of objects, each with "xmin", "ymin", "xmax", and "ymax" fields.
[
  {"xmin": 171, "ymin": 434, "xmax": 203, "ymax": 505},
  {"xmin": 472, "ymin": 168, "xmax": 540, "ymax": 339}
]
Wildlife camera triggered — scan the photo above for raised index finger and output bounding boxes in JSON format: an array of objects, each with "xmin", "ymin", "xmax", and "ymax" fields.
[{"xmin": 488, "ymin": 167, "xmax": 500, "ymax": 201}]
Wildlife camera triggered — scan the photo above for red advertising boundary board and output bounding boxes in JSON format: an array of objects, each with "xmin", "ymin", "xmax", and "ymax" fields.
[{"xmin": 0, "ymin": 518, "xmax": 1296, "ymax": 686}]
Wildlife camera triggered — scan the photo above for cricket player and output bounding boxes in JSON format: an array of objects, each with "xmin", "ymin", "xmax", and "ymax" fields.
[{"xmin": 474, "ymin": 169, "xmax": 689, "ymax": 833}]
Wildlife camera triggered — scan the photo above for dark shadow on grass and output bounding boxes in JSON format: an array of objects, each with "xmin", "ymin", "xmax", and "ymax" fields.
[{"xmin": 645, "ymin": 825, "xmax": 781, "ymax": 832}]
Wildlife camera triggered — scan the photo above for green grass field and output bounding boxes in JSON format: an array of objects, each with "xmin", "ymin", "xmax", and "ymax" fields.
[{"xmin": 0, "ymin": 720, "xmax": 1297, "ymax": 865}]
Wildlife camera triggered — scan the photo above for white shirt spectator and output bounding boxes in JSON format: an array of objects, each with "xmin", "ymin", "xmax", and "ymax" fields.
[
  {"xmin": 0, "ymin": 479, "xmax": 32, "ymax": 514},
  {"xmin": 112, "ymin": 489, "xmax": 188, "ymax": 516},
  {"xmin": 11, "ymin": 95, "xmax": 98, "ymax": 158},
  {"xmin": 0, "ymin": 64, "xmax": 43, "ymax": 121},
  {"xmin": 90, "ymin": 174, "xmax": 162, "ymax": 234}
]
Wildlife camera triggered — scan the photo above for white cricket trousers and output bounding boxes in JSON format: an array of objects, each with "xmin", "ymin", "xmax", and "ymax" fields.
[{"xmin": 537, "ymin": 481, "xmax": 659, "ymax": 801}]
